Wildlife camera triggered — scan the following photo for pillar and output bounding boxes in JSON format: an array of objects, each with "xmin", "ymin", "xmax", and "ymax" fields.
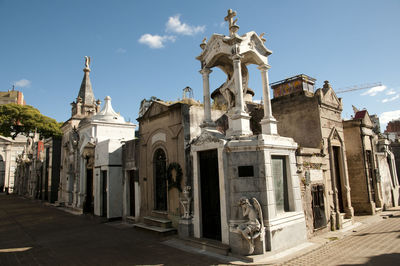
[
  {"xmin": 232, "ymin": 55, "xmax": 245, "ymax": 114},
  {"xmin": 199, "ymin": 68, "xmax": 213, "ymax": 127},
  {"xmin": 258, "ymin": 64, "xmax": 277, "ymax": 135}
]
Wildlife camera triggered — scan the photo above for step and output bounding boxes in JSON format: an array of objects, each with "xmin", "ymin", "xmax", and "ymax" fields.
[
  {"xmin": 144, "ymin": 216, "xmax": 172, "ymax": 228},
  {"xmin": 180, "ymin": 237, "xmax": 230, "ymax": 256},
  {"xmin": 134, "ymin": 223, "xmax": 177, "ymax": 236},
  {"xmin": 125, "ymin": 216, "xmax": 136, "ymax": 224},
  {"xmin": 376, "ymin": 207, "xmax": 383, "ymax": 213},
  {"xmin": 342, "ymin": 218, "xmax": 353, "ymax": 229}
]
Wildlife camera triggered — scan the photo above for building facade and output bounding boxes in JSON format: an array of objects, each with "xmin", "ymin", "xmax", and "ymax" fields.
[{"xmin": 270, "ymin": 76, "xmax": 354, "ymax": 236}]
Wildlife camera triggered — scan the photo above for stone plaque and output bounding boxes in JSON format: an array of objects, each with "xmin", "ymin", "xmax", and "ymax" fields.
[{"xmin": 309, "ymin": 169, "xmax": 323, "ymax": 182}]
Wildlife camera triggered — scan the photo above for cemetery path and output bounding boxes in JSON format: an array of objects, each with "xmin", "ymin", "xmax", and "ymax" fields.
[
  {"xmin": 279, "ymin": 208, "xmax": 400, "ymax": 266},
  {"xmin": 1, "ymin": 194, "xmax": 400, "ymax": 266},
  {"xmin": 0, "ymin": 194, "xmax": 221, "ymax": 266}
]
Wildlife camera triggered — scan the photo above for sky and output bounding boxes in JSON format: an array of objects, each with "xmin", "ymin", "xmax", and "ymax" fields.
[{"xmin": 1, "ymin": 0, "xmax": 399, "ymax": 131}]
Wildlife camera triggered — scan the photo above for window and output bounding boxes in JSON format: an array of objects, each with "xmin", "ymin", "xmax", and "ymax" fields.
[{"xmin": 271, "ymin": 156, "xmax": 289, "ymax": 213}]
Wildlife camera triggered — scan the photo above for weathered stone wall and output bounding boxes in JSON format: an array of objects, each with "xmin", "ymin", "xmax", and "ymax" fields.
[{"xmin": 271, "ymin": 92, "xmax": 322, "ymax": 149}]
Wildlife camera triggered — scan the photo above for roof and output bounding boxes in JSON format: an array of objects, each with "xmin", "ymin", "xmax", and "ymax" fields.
[
  {"xmin": 90, "ymin": 96, "xmax": 126, "ymax": 124},
  {"xmin": 354, "ymin": 110, "xmax": 367, "ymax": 119}
]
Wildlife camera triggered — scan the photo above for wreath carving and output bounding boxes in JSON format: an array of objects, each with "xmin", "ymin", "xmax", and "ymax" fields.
[{"xmin": 167, "ymin": 162, "xmax": 183, "ymax": 192}]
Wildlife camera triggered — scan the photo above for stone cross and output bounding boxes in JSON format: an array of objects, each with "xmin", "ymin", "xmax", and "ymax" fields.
[{"xmin": 224, "ymin": 9, "xmax": 237, "ymax": 34}]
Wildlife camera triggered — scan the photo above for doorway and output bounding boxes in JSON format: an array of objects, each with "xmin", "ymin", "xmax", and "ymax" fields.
[
  {"xmin": 199, "ymin": 149, "xmax": 221, "ymax": 241},
  {"xmin": 102, "ymin": 170, "xmax": 107, "ymax": 217},
  {"xmin": 366, "ymin": 150, "xmax": 376, "ymax": 202},
  {"xmin": 154, "ymin": 149, "xmax": 167, "ymax": 211},
  {"xmin": 129, "ymin": 170, "xmax": 136, "ymax": 216},
  {"xmin": 312, "ymin": 184, "xmax": 327, "ymax": 229},
  {"xmin": 84, "ymin": 169, "xmax": 94, "ymax": 213},
  {"xmin": 333, "ymin": 146, "xmax": 344, "ymax": 213}
]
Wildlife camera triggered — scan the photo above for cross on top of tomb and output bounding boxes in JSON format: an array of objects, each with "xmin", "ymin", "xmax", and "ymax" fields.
[{"xmin": 224, "ymin": 9, "xmax": 239, "ymax": 36}]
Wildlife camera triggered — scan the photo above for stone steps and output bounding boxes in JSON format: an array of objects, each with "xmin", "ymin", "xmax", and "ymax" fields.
[
  {"xmin": 179, "ymin": 237, "xmax": 230, "ymax": 256},
  {"xmin": 134, "ymin": 223, "xmax": 177, "ymax": 236},
  {"xmin": 133, "ymin": 216, "xmax": 176, "ymax": 236},
  {"xmin": 144, "ymin": 216, "xmax": 172, "ymax": 229}
]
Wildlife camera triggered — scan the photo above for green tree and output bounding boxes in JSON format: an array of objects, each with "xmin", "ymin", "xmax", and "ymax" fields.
[{"xmin": 0, "ymin": 103, "xmax": 62, "ymax": 139}]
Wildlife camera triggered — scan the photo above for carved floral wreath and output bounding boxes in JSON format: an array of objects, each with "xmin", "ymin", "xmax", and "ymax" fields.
[{"xmin": 167, "ymin": 162, "xmax": 182, "ymax": 192}]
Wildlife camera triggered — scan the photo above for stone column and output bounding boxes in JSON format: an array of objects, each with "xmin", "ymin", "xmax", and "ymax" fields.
[
  {"xmin": 199, "ymin": 68, "xmax": 213, "ymax": 127},
  {"xmin": 258, "ymin": 64, "xmax": 277, "ymax": 135},
  {"xmin": 232, "ymin": 55, "xmax": 245, "ymax": 113}
]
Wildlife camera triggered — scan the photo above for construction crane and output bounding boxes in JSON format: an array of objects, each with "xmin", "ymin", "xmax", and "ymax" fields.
[{"xmin": 335, "ymin": 82, "xmax": 382, "ymax": 94}]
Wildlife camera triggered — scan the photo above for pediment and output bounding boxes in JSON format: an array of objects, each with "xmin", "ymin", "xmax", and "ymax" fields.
[
  {"xmin": 142, "ymin": 101, "xmax": 169, "ymax": 119},
  {"xmin": 0, "ymin": 136, "xmax": 13, "ymax": 144},
  {"xmin": 318, "ymin": 87, "xmax": 341, "ymax": 108},
  {"xmin": 190, "ymin": 129, "xmax": 225, "ymax": 146},
  {"xmin": 197, "ymin": 31, "xmax": 272, "ymax": 69},
  {"xmin": 362, "ymin": 112, "xmax": 373, "ymax": 127}
]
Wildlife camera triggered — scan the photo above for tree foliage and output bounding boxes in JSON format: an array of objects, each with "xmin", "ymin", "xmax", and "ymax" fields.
[{"xmin": 0, "ymin": 103, "xmax": 62, "ymax": 139}]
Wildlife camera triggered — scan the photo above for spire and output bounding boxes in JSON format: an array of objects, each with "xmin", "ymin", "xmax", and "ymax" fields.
[{"xmin": 77, "ymin": 56, "xmax": 95, "ymax": 105}]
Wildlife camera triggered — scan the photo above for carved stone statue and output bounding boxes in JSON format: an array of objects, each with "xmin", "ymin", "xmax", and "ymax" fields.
[
  {"xmin": 236, "ymin": 197, "xmax": 264, "ymax": 254},
  {"xmin": 180, "ymin": 186, "xmax": 192, "ymax": 219},
  {"xmin": 218, "ymin": 64, "xmax": 250, "ymax": 110},
  {"xmin": 84, "ymin": 56, "xmax": 91, "ymax": 68}
]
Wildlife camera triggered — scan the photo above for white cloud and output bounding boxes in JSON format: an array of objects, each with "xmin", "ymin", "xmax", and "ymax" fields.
[
  {"xmin": 380, "ymin": 110, "xmax": 400, "ymax": 127},
  {"xmin": 138, "ymin": 34, "xmax": 176, "ymax": 49},
  {"xmin": 382, "ymin": 94, "xmax": 400, "ymax": 103},
  {"xmin": 14, "ymin": 79, "xmax": 31, "ymax": 88},
  {"xmin": 115, "ymin": 48, "xmax": 127, "ymax": 54},
  {"xmin": 165, "ymin": 15, "xmax": 205, "ymax": 36},
  {"xmin": 386, "ymin": 89, "xmax": 396, "ymax": 95},
  {"xmin": 361, "ymin": 85, "xmax": 387, "ymax": 96}
]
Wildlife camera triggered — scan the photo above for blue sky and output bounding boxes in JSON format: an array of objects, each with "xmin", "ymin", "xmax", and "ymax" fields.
[{"xmin": 1, "ymin": 0, "xmax": 399, "ymax": 131}]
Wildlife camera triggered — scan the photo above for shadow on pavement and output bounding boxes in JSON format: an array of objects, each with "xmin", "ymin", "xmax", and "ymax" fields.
[{"xmin": 340, "ymin": 253, "xmax": 400, "ymax": 266}]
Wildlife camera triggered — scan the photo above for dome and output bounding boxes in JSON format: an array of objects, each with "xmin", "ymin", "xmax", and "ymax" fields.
[{"xmin": 90, "ymin": 96, "xmax": 126, "ymax": 123}]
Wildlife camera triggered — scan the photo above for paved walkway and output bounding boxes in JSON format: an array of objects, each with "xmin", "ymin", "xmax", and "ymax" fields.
[
  {"xmin": 277, "ymin": 208, "xmax": 400, "ymax": 266},
  {"xmin": 0, "ymin": 194, "xmax": 221, "ymax": 266},
  {"xmin": 1, "ymin": 194, "xmax": 400, "ymax": 265}
]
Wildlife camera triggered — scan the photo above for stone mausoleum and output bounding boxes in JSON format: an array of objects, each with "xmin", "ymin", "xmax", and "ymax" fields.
[
  {"xmin": 58, "ymin": 57, "xmax": 136, "ymax": 219},
  {"xmin": 270, "ymin": 75, "xmax": 354, "ymax": 236},
  {"xmin": 187, "ymin": 10, "xmax": 307, "ymax": 257}
]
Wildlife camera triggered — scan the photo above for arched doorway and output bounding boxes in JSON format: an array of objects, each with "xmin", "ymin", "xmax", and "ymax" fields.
[{"xmin": 154, "ymin": 148, "xmax": 167, "ymax": 211}]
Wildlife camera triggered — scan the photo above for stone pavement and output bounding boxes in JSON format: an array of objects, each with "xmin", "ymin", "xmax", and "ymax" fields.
[
  {"xmin": 0, "ymin": 194, "xmax": 222, "ymax": 266},
  {"xmin": 1, "ymin": 194, "xmax": 400, "ymax": 266},
  {"xmin": 275, "ymin": 208, "xmax": 400, "ymax": 266}
]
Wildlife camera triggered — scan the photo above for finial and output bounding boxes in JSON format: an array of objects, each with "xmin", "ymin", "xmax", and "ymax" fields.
[
  {"xmin": 259, "ymin": 33, "xmax": 266, "ymax": 43},
  {"xmin": 224, "ymin": 9, "xmax": 239, "ymax": 36},
  {"xmin": 200, "ymin": 37, "xmax": 207, "ymax": 50},
  {"xmin": 84, "ymin": 56, "xmax": 91, "ymax": 70},
  {"xmin": 323, "ymin": 80, "xmax": 331, "ymax": 89}
]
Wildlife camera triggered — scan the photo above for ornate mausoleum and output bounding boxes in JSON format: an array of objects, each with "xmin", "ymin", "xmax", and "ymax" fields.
[{"xmin": 188, "ymin": 10, "xmax": 307, "ymax": 256}]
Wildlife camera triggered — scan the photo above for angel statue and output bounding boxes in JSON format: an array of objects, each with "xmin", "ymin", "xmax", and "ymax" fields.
[{"xmin": 236, "ymin": 197, "xmax": 264, "ymax": 254}]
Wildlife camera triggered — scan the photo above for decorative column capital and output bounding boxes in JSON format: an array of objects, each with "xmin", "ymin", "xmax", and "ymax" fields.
[
  {"xmin": 257, "ymin": 64, "xmax": 271, "ymax": 71},
  {"xmin": 199, "ymin": 67, "xmax": 212, "ymax": 76}
]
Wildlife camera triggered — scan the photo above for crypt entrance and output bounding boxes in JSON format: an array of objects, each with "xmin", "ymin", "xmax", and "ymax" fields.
[
  {"xmin": 199, "ymin": 149, "xmax": 221, "ymax": 241},
  {"xmin": 154, "ymin": 148, "xmax": 168, "ymax": 211}
]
